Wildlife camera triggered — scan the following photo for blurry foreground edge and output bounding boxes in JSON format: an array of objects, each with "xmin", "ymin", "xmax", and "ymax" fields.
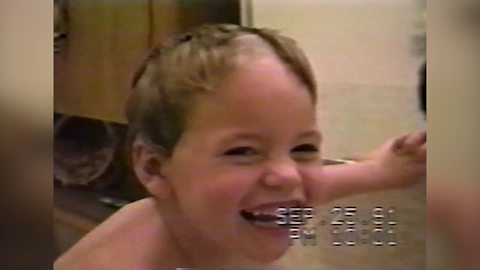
[
  {"xmin": 0, "ymin": 0, "xmax": 53, "ymax": 269},
  {"xmin": 427, "ymin": 0, "xmax": 480, "ymax": 269}
]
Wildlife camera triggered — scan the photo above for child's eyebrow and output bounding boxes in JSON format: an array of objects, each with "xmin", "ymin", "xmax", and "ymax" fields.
[
  {"xmin": 218, "ymin": 132, "xmax": 263, "ymax": 144},
  {"xmin": 217, "ymin": 130, "xmax": 322, "ymax": 145},
  {"xmin": 297, "ymin": 130, "xmax": 323, "ymax": 142}
]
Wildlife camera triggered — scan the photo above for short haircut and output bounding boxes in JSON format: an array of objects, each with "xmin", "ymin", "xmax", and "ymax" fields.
[{"xmin": 125, "ymin": 24, "xmax": 317, "ymax": 156}]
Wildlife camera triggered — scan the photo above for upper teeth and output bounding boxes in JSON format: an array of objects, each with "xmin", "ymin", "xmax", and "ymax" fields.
[{"xmin": 251, "ymin": 210, "xmax": 276, "ymax": 216}]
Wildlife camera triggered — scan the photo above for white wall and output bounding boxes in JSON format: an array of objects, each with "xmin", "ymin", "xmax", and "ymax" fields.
[{"xmin": 246, "ymin": 0, "xmax": 425, "ymax": 158}]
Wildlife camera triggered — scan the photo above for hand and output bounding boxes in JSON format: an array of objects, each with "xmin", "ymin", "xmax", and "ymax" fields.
[
  {"xmin": 369, "ymin": 130, "xmax": 426, "ymax": 189},
  {"xmin": 314, "ymin": 131, "xmax": 426, "ymax": 204}
]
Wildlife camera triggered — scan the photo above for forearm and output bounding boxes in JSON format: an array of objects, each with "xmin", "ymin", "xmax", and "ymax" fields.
[
  {"xmin": 313, "ymin": 161, "xmax": 394, "ymax": 205},
  {"xmin": 310, "ymin": 131, "xmax": 426, "ymax": 206}
]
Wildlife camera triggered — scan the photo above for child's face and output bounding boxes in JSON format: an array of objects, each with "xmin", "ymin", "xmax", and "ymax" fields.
[{"xmin": 162, "ymin": 55, "xmax": 324, "ymax": 262}]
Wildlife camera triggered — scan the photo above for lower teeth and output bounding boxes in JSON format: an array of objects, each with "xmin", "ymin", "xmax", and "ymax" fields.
[
  {"xmin": 240, "ymin": 210, "xmax": 286, "ymax": 229},
  {"xmin": 250, "ymin": 220, "xmax": 282, "ymax": 228}
]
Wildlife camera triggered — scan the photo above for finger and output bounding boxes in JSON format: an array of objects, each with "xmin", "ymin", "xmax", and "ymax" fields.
[
  {"xmin": 403, "ymin": 131, "xmax": 427, "ymax": 151},
  {"xmin": 391, "ymin": 134, "xmax": 409, "ymax": 153},
  {"xmin": 412, "ymin": 130, "xmax": 426, "ymax": 145}
]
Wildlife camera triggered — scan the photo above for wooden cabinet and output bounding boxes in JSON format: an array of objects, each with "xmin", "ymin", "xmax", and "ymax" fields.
[
  {"xmin": 54, "ymin": 1, "xmax": 150, "ymax": 123},
  {"xmin": 55, "ymin": 0, "xmax": 240, "ymax": 123}
]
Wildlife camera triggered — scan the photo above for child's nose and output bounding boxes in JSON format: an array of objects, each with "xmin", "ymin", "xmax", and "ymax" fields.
[{"xmin": 262, "ymin": 158, "xmax": 303, "ymax": 189}]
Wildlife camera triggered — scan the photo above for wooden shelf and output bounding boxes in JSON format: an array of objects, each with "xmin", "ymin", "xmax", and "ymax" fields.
[
  {"xmin": 54, "ymin": 185, "xmax": 129, "ymax": 256},
  {"xmin": 54, "ymin": 185, "xmax": 119, "ymax": 225}
]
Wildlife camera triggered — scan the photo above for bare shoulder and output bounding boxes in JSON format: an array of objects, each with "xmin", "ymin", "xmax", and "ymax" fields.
[{"xmin": 54, "ymin": 198, "xmax": 180, "ymax": 270}]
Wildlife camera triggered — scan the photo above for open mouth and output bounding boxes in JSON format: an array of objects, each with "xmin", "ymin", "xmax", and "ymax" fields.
[
  {"xmin": 239, "ymin": 200, "xmax": 304, "ymax": 229},
  {"xmin": 240, "ymin": 209, "xmax": 280, "ymax": 228}
]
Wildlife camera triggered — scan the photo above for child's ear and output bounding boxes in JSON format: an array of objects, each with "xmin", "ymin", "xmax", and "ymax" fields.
[{"xmin": 132, "ymin": 138, "xmax": 173, "ymax": 200}]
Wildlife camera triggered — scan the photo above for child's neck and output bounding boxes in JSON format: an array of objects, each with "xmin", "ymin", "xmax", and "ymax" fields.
[{"xmin": 158, "ymin": 203, "xmax": 261, "ymax": 269}]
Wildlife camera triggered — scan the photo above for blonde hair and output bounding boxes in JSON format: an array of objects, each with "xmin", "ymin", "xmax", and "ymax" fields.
[{"xmin": 126, "ymin": 24, "xmax": 316, "ymax": 156}]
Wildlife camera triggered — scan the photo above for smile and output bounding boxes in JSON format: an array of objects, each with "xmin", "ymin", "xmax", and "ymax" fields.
[
  {"xmin": 239, "ymin": 200, "xmax": 304, "ymax": 229},
  {"xmin": 240, "ymin": 210, "xmax": 279, "ymax": 228}
]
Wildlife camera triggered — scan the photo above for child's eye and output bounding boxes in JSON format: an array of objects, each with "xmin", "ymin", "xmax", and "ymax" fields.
[
  {"xmin": 224, "ymin": 146, "xmax": 258, "ymax": 156},
  {"xmin": 223, "ymin": 146, "xmax": 261, "ymax": 164},
  {"xmin": 291, "ymin": 144, "xmax": 320, "ymax": 161},
  {"xmin": 292, "ymin": 144, "xmax": 319, "ymax": 152}
]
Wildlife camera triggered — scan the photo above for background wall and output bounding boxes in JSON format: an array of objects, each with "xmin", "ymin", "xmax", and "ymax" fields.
[
  {"xmin": 245, "ymin": 0, "xmax": 425, "ymax": 158},
  {"xmin": 244, "ymin": 1, "xmax": 426, "ymax": 269}
]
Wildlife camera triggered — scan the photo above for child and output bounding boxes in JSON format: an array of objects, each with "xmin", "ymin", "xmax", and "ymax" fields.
[{"xmin": 54, "ymin": 24, "xmax": 425, "ymax": 270}]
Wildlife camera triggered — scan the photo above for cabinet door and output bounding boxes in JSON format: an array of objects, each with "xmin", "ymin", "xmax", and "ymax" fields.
[
  {"xmin": 150, "ymin": 0, "xmax": 240, "ymax": 46},
  {"xmin": 55, "ymin": 0, "xmax": 239, "ymax": 123},
  {"xmin": 54, "ymin": 1, "xmax": 150, "ymax": 123}
]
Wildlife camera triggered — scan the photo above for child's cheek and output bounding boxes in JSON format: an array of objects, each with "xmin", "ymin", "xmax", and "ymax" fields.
[
  {"xmin": 209, "ymin": 169, "xmax": 264, "ymax": 202},
  {"xmin": 301, "ymin": 166, "xmax": 325, "ymax": 202}
]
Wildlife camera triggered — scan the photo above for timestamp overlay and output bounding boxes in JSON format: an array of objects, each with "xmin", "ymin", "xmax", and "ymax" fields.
[{"xmin": 276, "ymin": 206, "xmax": 400, "ymax": 247}]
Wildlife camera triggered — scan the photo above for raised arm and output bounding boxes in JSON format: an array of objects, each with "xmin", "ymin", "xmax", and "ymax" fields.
[{"xmin": 312, "ymin": 130, "xmax": 426, "ymax": 204}]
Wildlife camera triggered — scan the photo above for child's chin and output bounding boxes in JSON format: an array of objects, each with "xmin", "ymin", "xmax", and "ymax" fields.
[{"xmin": 244, "ymin": 243, "xmax": 290, "ymax": 263}]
